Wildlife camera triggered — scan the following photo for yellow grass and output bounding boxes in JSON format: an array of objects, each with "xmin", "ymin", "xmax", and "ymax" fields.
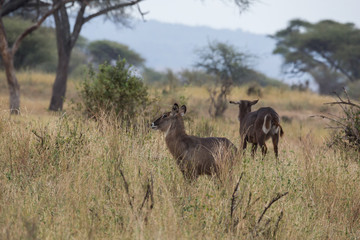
[{"xmin": 0, "ymin": 71, "xmax": 359, "ymax": 239}]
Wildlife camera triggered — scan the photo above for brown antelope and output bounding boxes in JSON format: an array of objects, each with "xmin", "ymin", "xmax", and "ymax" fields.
[
  {"xmin": 229, "ymin": 100, "xmax": 284, "ymax": 158},
  {"xmin": 151, "ymin": 103, "xmax": 237, "ymax": 179}
]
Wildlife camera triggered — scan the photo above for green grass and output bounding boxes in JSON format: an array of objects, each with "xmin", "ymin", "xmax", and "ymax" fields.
[{"xmin": 0, "ymin": 71, "xmax": 359, "ymax": 239}]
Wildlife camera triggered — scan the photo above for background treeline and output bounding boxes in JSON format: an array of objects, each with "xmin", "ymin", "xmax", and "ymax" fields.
[{"xmin": 0, "ymin": 17, "xmax": 283, "ymax": 88}]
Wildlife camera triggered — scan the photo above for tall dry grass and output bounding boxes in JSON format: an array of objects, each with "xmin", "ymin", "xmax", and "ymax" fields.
[{"xmin": 0, "ymin": 71, "xmax": 359, "ymax": 239}]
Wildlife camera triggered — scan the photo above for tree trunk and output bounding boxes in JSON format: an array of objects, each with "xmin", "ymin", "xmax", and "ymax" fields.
[
  {"xmin": 0, "ymin": 19, "xmax": 20, "ymax": 114},
  {"xmin": 49, "ymin": 49, "xmax": 71, "ymax": 111},
  {"xmin": 3, "ymin": 54, "xmax": 20, "ymax": 114},
  {"xmin": 48, "ymin": 2, "xmax": 73, "ymax": 111}
]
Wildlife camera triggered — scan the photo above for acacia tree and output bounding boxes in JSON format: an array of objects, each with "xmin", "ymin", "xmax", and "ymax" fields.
[
  {"xmin": 88, "ymin": 40, "xmax": 145, "ymax": 67},
  {"xmin": 195, "ymin": 41, "xmax": 251, "ymax": 117},
  {"xmin": 0, "ymin": 0, "xmax": 72, "ymax": 114},
  {"xmin": 272, "ymin": 19, "xmax": 360, "ymax": 94}
]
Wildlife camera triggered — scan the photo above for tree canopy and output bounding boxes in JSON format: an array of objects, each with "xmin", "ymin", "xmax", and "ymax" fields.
[
  {"xmin": 272, "ymin": 19, "xmax": 360, "ymax": 93},
  {"xmin": 88, "ymin": 40, "xmax": 145, "ymax": 67},
  {"xmin": 195, "ymin": 41, "xmax": 252, "ymax": 85}
]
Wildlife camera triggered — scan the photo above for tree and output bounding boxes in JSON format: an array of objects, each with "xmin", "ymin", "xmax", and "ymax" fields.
[
  {"xmin": 2, "ymin": 17, "xmax": 57, "ymax": 71},
  {"xmin": 195, "ymin": 41, "xmax": 251, "ymax": 117},
  {"xmin": 88, "ymin": 40, "xmax": 145, "ymax": 67},
  {"xmin": 0, "ymin": 0, "xmax": 72, "ymax": 114},
  {"xmin": 272, "ymin": 19, "xmax": 360, "ymax": 93}
]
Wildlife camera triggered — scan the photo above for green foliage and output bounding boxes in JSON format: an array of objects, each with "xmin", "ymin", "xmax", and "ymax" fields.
[
  {"xmin": 79, "ymin": 59, "xmax": 148, "ymax": 121},
  {"xmin": 88, "ymin": 40, "xmax": 145, "ymax": 67},
  {"xmin": 2, "ymin": 17, "xmax": 57, "ymax": 71},
  {"xmin": 272, "ymin": 19, "xmax": 360, "ymax": 93}
]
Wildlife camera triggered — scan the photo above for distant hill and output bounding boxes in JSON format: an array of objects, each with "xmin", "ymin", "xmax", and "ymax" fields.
[{"xmin": 81, "ymin": 19, "xmax": 284, "ymax": 80}]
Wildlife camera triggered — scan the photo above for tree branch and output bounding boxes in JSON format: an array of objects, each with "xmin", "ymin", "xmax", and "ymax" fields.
[
  {"xmin": 310, "ymin": 114, "xmax": 348, "ymax": 128},
  {"xmin": 83, "ymin": 0, "xmax": 144, "ymax": 24},
  {"xmin": 11, "ymin": 0, "xmax": 75, "ymax": 55},
  {"xmin": 257, "ymin": 192, "xmax": 288, "ymax": 224},
  {"xmin": 136, "ymin": 3, "xmax": 148, "ymax": 21},
  {"xmin": 318, "ymin": 51, "xmax": 355, "ymax": 82},
  {"xmin": 230, "ymin": 172, "xmax": 244, "ymax": 220},
  {"xmin": 70, "ymin": 1, "xmax": 86, "ymax": 48},
  {"xmin": 0, "ymin": 0, "xmax": 29, "ymax": 17},
  {"xmin": 325, "ymin": 101, "xmax": 360, "ymax": 109}
]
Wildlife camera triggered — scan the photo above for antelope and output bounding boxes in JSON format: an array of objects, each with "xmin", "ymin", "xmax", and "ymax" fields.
[
  {"xmin": 151, "ymin": 103, "xmax": 237, "ymax": 179},
  {"xmin": 229, "ymin": 100, "xmax": 284, "ymax": 158}
]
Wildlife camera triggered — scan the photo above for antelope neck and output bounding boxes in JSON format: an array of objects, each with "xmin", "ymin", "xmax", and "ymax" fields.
[
  {"xmin": 165, "ymin": 117, "xmax": 186, "ymax": 140},
  {"xmin": 238, "ymin": 111, "xmax": 249, "ymax": 124}
]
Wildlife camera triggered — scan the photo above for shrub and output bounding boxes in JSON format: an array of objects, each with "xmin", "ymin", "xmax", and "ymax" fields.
[
  {"xmin": 314, "ymin": 89, "xmax": 360, "ymax": 152},
  {"xmin": 79, "ymin": 59, "xmax": 148, "ymax": 121}
]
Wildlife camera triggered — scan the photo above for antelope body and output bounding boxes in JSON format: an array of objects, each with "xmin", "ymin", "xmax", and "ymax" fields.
[
  {"xmin": 230, "ymin": 100, "xmax": 284, "ymax": 158},
  {"xmin": 151, "ymin": 103, "xmax": 237, "ymax": 179}
]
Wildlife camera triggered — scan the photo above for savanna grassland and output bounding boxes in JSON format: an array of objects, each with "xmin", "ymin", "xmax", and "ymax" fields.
[{"xmin": 0, "ymin": 71, "xmax": 359, "ymax": 239}]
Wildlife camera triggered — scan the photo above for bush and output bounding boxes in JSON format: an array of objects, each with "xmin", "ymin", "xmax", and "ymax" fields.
[
  {"xmin": 79, "ymin": 59, "xmax": 148, "ymax": 121},
  {"xmin": 314, "ymin": 89, "xmax": 360, "ymax": 152}
]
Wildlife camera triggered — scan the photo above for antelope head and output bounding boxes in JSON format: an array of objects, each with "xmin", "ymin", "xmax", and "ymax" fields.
[
  {"xmin": 151, "ymin": 103, "xmax": 187, "ymax": 132},
  {"xmin": 229, "ymin": 99, "xmax": 258, "ymax": 121}
]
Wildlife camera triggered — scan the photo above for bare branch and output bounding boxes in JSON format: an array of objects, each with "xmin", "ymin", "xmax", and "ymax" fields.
[
  {"xmin": 31, "ymin": 130, "xmax": 44, "ymax": 147},
  {"xmin": 230, "ymin": 172, "xmax": 244, "ymax": 220},
  {"xmin": 331, "ymin": 91, "xmax": 347, "ymax": 112},
  {"xmin": 119, "ymin": 168, "xmax": 134, "ymax": 211},
  {"xmin": 325, "ymin": 101, "xmax": 360, "ymax": 109},
  {"xmin": 332, "ymin": 91, "xmax": 345, "ymax": 103},
  {"xmin": 310, "ymin": 115, "xmax": 348, "ymax": 128},
  {"xmin": 136, "ymin": 3, "xmax": 148, "ymax": 21},
  {"xmin": 139, "ymin": 175, "xmax": 154, "ymax": 211},
  {"xmin": 257, "ymin": 192, "xmax": 288, "ymax": 224},
  {"xmin": 83, "ymin": 0, "xmax": 144, "ymax": 24},
  {"xmin": 343, "ymin": 87, "xmax": 352, "ymax": 103},
  {"xmin": 273, "ymin": 210, "xmax": 284, "ymax": 237}
]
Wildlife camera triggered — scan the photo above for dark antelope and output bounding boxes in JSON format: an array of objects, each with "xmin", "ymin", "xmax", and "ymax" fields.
[
  {"xmin": 229, "ymin": 100, "xmax": 284, "ymax": 158},
  {"xmin": 151, "ymin": 103, "xmax": 237, "ymax": 179}
]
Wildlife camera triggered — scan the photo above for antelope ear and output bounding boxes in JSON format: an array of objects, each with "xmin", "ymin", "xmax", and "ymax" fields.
[
  {"xmin": 171, "ymin": 103, "xmax": 179, "ymax": 115},
  {"xmin": 250, "ymin": 100, "xmax": 259, "ymax": 106},
  {"xmin": 229, "ymin": 100, "xmax": 241, "ymax": 105},
  {"xmin": 180, "ymin": 105, "xmax": 187, "ymax": 116}
]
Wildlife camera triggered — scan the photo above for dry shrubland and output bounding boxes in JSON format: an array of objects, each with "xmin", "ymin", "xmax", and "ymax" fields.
[{"xmin": 0, "ymin": 71, "xmax": 359, "ymax": 239}]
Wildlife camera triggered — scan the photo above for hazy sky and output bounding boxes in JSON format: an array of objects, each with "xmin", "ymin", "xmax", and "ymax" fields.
[{"xmin": 139, "ymin": 0, "xmax": 360, "ymax": 34}]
